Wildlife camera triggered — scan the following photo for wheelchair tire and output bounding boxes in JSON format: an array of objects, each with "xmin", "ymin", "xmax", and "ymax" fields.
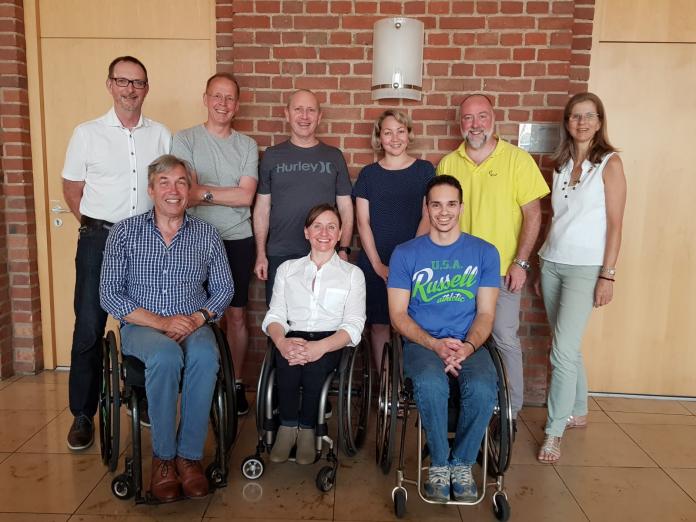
[
  {"xmin": 393, "ymin": 487, "xmax": 407, "ymax": 518},
  {"xmin": 111, "ymin": 474, "xmax": 134, "ymax": 500},
  {"xmin": 212, "ymin": 325, "xmax": 238, "ymax": 453},
  {"xmin": 493, "ymin": 492, "xmax": 511, "ymax": 521},
  {"xmin": 338, "ymin": 338, "xmax": 372, "ymax": 456},
  {"xmin": 241, "ymin": 456, "xmax": 264, "ymax": 480},
  {"xmin": 99, "ymin": 331, "xmax": 121, "ymax": 472},
  {"xmin": 255, "ymin": 342, "xmax": 275, "ymax": 435},
  {"xmin": 486, "ymin": 344, "xmax": 513, "ymax": 477},
  {"xmin": 376, "ymin": 338, "xmax": 399, "ymax": 475},
  {"xmin": 315, "ymin": 466, "xmax": 335, "ymax": 492},
  {"xmin": 206, "ymin": 462, "xmax": 226, "ymax": 488}
]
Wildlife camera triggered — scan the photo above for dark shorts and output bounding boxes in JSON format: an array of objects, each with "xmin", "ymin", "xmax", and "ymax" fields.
[{"xmin": 223, "ymin": 236, "xmax": 255, "ymax": 308}]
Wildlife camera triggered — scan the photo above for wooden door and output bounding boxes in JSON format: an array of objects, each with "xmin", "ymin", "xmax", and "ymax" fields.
[
  {"xmin": 27, "ymin": 0, "xmax": 215, "ymax": 367},
  {"xmin": 584, "ymin": 0, "xmax": 696, "ymax": 395}
]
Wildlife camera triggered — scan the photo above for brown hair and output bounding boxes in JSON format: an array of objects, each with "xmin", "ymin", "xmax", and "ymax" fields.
[
  {"xmin": 552, "ymin": 92, "xmax": 618, "ymax": 170},
  {"xmin": 108, "ymin": 56, "xmax": 147, "ymax": 80},
  {"xmin": 371, "ymin": 109, "xmax": 415, "ymax": 151},
  {"xmin": 304, "ymin": 203, "xmax": 342, "ymax": 229}
]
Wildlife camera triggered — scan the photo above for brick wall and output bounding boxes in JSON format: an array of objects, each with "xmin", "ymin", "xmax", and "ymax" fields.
[
  {"xmin": 216, "ymin": 0, "xmax": 595, "ymax": 404},
  {"xmin": 0, "ymin": 0, "xmax": 43, "ymax": 377}
]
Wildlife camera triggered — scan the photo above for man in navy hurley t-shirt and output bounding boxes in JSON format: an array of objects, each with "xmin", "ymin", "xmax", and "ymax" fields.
[{"xmin": 388, "ymin": 175, "xmax": 500, "ymax": 503}]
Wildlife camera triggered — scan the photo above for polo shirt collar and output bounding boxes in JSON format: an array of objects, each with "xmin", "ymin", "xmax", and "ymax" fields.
[
  {"xmin": 456, "ymin": 136, "xmax": 502, "ymax": 163},
  {"xmin": 104, "ymin": 107, "xmax": 146, "ymax": 129},
  {"xmin": 145, "ymin": 209, "xmax": 191, "ymax": 229}
]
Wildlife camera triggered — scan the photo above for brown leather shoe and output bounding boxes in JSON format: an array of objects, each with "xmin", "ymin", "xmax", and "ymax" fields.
[
  {"xmin": 175, "ymin": 457, "xmax": 209, "ymax": 498},
  {"xmin": 150, "ymin": 457, "xmax": 181, "ymax": 502}
]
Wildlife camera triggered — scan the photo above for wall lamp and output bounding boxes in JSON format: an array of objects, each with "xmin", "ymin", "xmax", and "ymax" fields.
[{"xmin": 371, "ymin": 17, "xmax": 424, "ymax": 101}]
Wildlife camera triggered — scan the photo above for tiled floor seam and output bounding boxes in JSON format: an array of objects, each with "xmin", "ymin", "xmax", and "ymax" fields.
[
  {"xmin": 550, "ymin": 464, "xmax": 591, "ymax": 522},
  {"xmin": 611, "ymin": 421, "xmax": 663, "ymax": 469}
]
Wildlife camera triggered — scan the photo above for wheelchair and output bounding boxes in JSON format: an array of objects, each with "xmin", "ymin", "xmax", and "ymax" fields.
[
  {"xmin": 98, "ymin": 323, "xmax": 238, "ymax": 504},
  {"xmin": 376, "ymin": 334, "xmax": 513, "ymax": 520},
  {"xmin": 240, "ymin": 336, "xmax": 372, "ymax": 492}
]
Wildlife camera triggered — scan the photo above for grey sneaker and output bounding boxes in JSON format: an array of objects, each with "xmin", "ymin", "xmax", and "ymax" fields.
[
  {"xmin": 424, "ymin": 465, "xmax": 450, "ymax": 502},
  {"xmin": 450, "ymin": 464, "xmax": 477, "ymax": 501}
]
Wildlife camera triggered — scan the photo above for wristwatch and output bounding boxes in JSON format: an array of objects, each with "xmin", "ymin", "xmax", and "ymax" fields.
[
  {"xmin": 337, "ymin": 246, "xmax": 352, "ymax": 255},
  {"xmin": 600, "ymin": 266, "xmax": 616, "ymax": 276},
  {"xmin": 197, "ymin": 309, "xmax": 212, "ymax": 324},
  {"xmin": 202, "ymin": 191, "xmax": 214, "ymax": 203},
  {"xmin": 513, "ymin": 258, "xmax": 531, "ymax": 272}
]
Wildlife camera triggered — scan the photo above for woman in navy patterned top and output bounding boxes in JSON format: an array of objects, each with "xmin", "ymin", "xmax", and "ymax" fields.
[{"xmin": 353, "ymin": 109, "xmax": 435, "ymax": 369}]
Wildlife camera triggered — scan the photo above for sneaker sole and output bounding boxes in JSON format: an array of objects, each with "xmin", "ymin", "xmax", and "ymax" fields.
[{"xmin": 67, "ymin": 438, "xmax": 94, "ymax": 451}]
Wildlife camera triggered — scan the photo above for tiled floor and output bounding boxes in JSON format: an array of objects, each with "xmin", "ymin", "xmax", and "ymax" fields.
[{"xmin": 1, "ymin": 371, "xmax": 696, "ymax": 521}]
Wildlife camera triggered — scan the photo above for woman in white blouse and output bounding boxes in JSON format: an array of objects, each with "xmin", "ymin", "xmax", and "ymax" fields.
[
  {"xmin": 262, "ymin": 203, "xmax": 366, "ymax": 465},
  {"xmin": 535, "ymin": 92, "xmax": 627, "ymax": 463}
]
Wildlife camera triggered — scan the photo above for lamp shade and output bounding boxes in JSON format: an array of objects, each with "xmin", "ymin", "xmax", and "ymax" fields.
[{"xmin": 371, "ymin": 17, "xmax": 424, "ymax": 101}]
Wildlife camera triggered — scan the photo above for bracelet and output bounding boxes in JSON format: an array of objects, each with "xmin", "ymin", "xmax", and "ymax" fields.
[
  {"xmin": 463, "ymin": 340, "xmax": 477, "ymax": 353},
  {"xmin": 597, "ymin": 275, "xmax": 615, "ymax": 282}
]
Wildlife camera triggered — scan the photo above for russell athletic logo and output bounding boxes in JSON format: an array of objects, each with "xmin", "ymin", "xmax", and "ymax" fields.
[
  {"xmin": 275, "ymin": 161, "xmax": 333, "ymax": 174},
  {"xmin": 411, "ymin": 262, "xmax": 479, "ymax": 303}
]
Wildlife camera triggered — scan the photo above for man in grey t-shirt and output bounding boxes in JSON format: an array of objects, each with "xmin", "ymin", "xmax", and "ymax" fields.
[
  {"xmin": 172, "ymin": 73, "xmax": 258, "ymax": 415},
  {"xmin": 253, "ymin": 89, "xmax": 354, "ymax": 305}
]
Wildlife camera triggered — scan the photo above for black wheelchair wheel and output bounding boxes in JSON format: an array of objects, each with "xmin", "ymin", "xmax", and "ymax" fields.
[
  {"xmin": 99, "ymin": 331, "xmax": 120, "ymax": 472},
  {"xmin": 111, "ymin": 474, "xmax": 134, "ymax": 500},
  {"xmin": 338, "ymin": 338, "xmax": 372, "ymax": 456},
  {"xmin": 376, "ymin": 337, "xmax": 399, "ymax": 475},
  {"xmin": 486, "ymin": 343, "xmax": 513, "ymax": 477},
  {"xmin": 393, "ymin": 487, "xmax": 407, "ymax": 518},
  {"xmin": 256, "ymin": 341, "xmax": 275, "ymax": 435},
  {"xmin": 315, "ymin": 465, "xmax": 335, "ymax": 492},
  {"xmin": 211, "ymin": 324, "xmax": 237, "ymax": 453},
  {"xmin": 493, "ymin": 492, "xmax": 511, "ymax": 521}
]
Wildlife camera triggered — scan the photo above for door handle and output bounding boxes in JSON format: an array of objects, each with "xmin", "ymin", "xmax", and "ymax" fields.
[{"xmin": 51, "ymin": 204, "xmax": 71, "ymax": 214}]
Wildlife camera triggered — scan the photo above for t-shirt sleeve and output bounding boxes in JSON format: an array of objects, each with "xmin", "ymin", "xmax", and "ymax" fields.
[
  {"xmin": 171, "ymin": 131, "xmax": 193, "ymax": 165},
  {"xmin": 257, "ymin": 148, "xmax": 272, "ymax": 195},
  {"xmin": 62, "ymin": 126, "xmax": 88, "ymax": 181},
  {"xmin": 333, "ymin": 149, "xmax": 353, "ymax": 196},
  {"xmin": 387, "ymin": 244, "xmax": 413, "ymax": 290},
  {"xmin": 352, "ymin": 166, "xmax": 370, "ymax": 200},
  {"xmin": 421, "ymin": 160, "xmax": 436, "ymax": 188},
  {"xmin": 479, "ymin": 242, "xmax": 501, "ymax": 288},
  {"xmin": 243, "ymin": 137, "xmax": 259, "ymax": 181},
  {"xmin": 516, "ymin": 151, "xmax": 550, "ymax": 207}
]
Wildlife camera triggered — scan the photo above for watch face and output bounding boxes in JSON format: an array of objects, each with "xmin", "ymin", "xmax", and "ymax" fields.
[{"xmin": 203, "ymin": 192, "xmax": 213, "ymax": 202}]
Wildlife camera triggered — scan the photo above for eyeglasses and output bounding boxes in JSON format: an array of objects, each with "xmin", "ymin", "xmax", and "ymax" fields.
[
  {"xmin": 569, "ymin": 112, "xmax": 599, "ymax": 122},
  {"xmin": 206, "ymin": 93, "xmax": 237, "ymax": 105},
  {"xmin": 110, "ymin": 77, "xmax": 148, "ymax": 89}
]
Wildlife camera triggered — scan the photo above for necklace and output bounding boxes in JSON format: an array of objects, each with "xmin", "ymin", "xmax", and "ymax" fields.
[{"xmin": 561, "ymin": 162, "xmax": 596, "ymax": 198}]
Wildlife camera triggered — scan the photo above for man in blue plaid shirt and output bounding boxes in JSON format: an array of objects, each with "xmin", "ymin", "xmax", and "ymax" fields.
[{"xmin": 100, "ymin": 154, "xmax": 234, "ymax": 502}]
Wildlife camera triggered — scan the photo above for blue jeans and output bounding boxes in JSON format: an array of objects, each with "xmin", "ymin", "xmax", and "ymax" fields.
[
  {"xmin": 121, "ymin": 324, "xmax": 219, "ymax": 460},
  {"xmin": 69, "ymin": 225, "xmax": 110, "ymax": 417},
  {"xmin": 403, "ymin": 341, "xmax": 497, "ymax": 467}
]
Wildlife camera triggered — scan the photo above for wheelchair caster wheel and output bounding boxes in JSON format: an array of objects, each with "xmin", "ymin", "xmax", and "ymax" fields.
[
  {"xmin": 393, "ymin": 487, "xmax": 407, "ymax": 518},
  {"xmin": 206, "ymin": 462, "xmax": 226, "ymax": 487},
  {"xmin": 315, "ymin": 466, "xmax": 335, "ymax": 492},
  {"xmin": 241, "ymin": 456, "xmax": 264, "ymax": 480},
  {"xmin": 493, "ymin": 492, "xmax": 511, "ymax": 521},
  {"xmin": 111, "ymin": 474, "xmax": 134, "ymax": 500}
]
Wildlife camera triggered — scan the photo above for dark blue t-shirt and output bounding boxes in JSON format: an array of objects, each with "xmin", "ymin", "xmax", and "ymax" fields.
[{"xmin": 388, "ymin": 233, "xmax": 500, "ymax": 339}]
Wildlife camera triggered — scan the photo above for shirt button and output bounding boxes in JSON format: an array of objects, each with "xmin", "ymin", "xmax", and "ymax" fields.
[
  {"xmin": 132, "ymin": 170, "xmax": 136, "ymax": 173},
  {"xmin": 132, "ymin": 188, "xmax": 136, "ymax": 191},
  {"xmin": 132, "ymin": 206, "xmax": 135, "ymax": 209}
]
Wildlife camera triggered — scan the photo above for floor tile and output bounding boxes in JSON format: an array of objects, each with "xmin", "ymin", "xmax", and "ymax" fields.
[
  {"xmin": 0, "ymin": 382, "xmax": 69, "ymax": 411},
  {"xmin": 526, "ymin": 421, "xmax": 656, "ymax": 467},
  {"xmin": 0, "ymin": 452, "xmax": 105, "ymax": 513},
  {"xmin": 0, "ymin": 409, "xmax": 59, "ymax": 452},
  {"xmin": 454, "ymin": 464, "xmax": 588, "ymax": 522},
  {"xmin": 333, "ymin": 454, "xmax": 461, "ymax": 521},
  {"xmin": 75, "ymin": 463, "xmax": 211, "ymax": 521},
  {"xmin": 0, "ymin": 453, "xmax": 9, "ymax": 464},
  {"xmin": 621, "ymin": 424, "xmax": 696, "ymax": 468},
  {"xmin": 586, "ymin": 397, "xmax": 600, "ymax": 411},
  {"xmin": 510, "ymin": 419, "xmax": 544, "ymax": 466},
  {"xmin": 679, "ymin": 401, "xmax": 696, "ymax": 415},
  {"xmin": 16, "ymin": 370, "xmax": 70, "ymax": 385},
  {"xmin": 519, "ymin": 406, "xmax": 612, "ymax": 424},
  {"xmin": 0, "ymin": 515, "xmax": 69, "ymax": 521},
  {"xmin": 558, "ymin": 466, "xmax": 696, "ymax": 522},
  {"xmin": 595, "ymin": 397, "xmax": 691, "ymax": 415},
  {"xmin": 608, "ymin": 411, "xmax": 696, "ymax": 425},
  {"xmin": 664, "ymin": 468, "xmax": 696, "ymax": 503},
  {"xmin": 0, "ymin": 374, "xmax": 22, "ymax": 391}
]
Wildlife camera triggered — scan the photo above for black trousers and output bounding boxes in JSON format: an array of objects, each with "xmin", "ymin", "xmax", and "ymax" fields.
[{"xmin": 274, "ymin": 331, "xmax": 343, "ymax": 428}]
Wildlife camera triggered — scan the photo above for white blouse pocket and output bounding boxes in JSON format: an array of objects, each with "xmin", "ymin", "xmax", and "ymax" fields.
[{"xmin": 323, "ymin": 288, "xmax": 348, "ymax": 314}]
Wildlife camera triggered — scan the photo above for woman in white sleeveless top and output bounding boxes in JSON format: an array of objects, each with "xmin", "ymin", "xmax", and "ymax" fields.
[{"xmin": 535, "ymin": 92, "xmax": 627, "ymax": 463}]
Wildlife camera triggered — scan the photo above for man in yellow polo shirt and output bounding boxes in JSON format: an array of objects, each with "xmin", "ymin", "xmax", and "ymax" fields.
[{"xmin": 436, "ymin": 93, "xmax": 549, "ymax": 424}]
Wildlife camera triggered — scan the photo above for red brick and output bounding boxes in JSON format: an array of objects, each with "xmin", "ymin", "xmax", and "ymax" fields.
[
  {"xmin": 428, "ymin": 33, "xmax": 450, "ymax": 45},
  {"xmin": 538, "ymin": 48, "xmax": 571, "ymax": 61},
  {"xmin": 233, "ymin": 15, "xmax": 271, "ymax": 27},
  {"xmin": 329, "ymin": 63, "xmax": 350, "ymax": 75},
  {"xmin": 476, "ymin": 1, "xmax": 498, "ymax": 14},
  {"xmin": 319, "ymin": 47, "xmax": 364, "ymax": 60},
  {"xmin": 501, "ymin": 1, "xmax": 524, "ymax": 14},
  {"xmin": 281, "ymin": 31, "xmax": 303, "ymax": 44},
  {"xmin": 483, "ymin": 78, "xmax": 532, "ymax": 92},
  {"xmin": 424, "ymin": 47, "xmax": 461, "ymax": 60},
  {"xmin": 452, "ymin": 1, "xmax": 475, "ymax": 14},
  {"xmin": 476, "ymin": 32, "xmax": 499, "ymax": 45},
  {"xmin": 330, "ymin": 32, "xmax": 352, "ymax": 45},
  {"xmin": 379, "ymin": 1, "xmax": 403, "ymax": 14},
  {"xmin": 273, "ymin": 46, "xmax": 318, "ymax": 59},
  {"xmin": 474, "ymin": 63, "xmax": 497, "ymax": 76},
  {"xmin": 534, "ymin": 78, "xmax": 569, "ymax": 92},
  {"xmin": 526, "ymin": 1, "xmax": 550, "ymax": 14},
  {"xmin": 464, "ymin": 47, "xmax": 510, "ymax": 60},
  {"xmin": 280, "ymin": 0, "xmax": 303, "ymax": 13},
  {"xmin": 330, "ymin": 1, "xmax": 353, "ymax": 14},
  {"xmin": 453, "ymin": 32, "xmax": 476, "ymax": 46},
  {"xmin": 426, "ymin": 63, "xmax": 450, "ymax": 76},
  {"xmin": 254, "ymin": 61, "xmax": 279, "ymax": 74},
  {"xmin": 524, "ymin": 32, "xmax": 548, "ymax": 45},
  {"xmin": 294, "ymin": 16, "xmax": 339, "ymax": 29},
  {"xmin": 451, "ymin": 63, "xmax": 475, "ymax": 76},
  {"xmin": 342, "ymin": 16, "xmax": 379, "ymax": 29},
  {"xmin": 255, "ymin": 31, "xmax": 281, "ymax": 44},
  {"xmin": 355, "ymin": 1, "xmax": 377, "ymax": 14},
  {"xmin": 488, "ymin": 15, "xmax": 536, "ymax": 29},
  {"xmin": 500, "ymin": 33, "xmax": 523, "ymax": 46},
  {"xmin": 306, "ymin": 1, "xmax": 328, "ymax": 13},
  {"xmin": 439, "ymin": 16, "xmax": 485, "ymax": 29},
  {"xmin": 231, "ymin": 46, "xmax": 270, "ymax": 59},
  {"xmin": 552, "ymin": 1, "xmax": 575, "ymax": 15},
  {"xmin": 404, "ymin": 1, "xmax": 426, "ymax": 14},
  {"xmin": 524, "ymin": 62, "xmax": 547, "ymax": 76},
  {"xmin": 513, "ymin": 47, "xmax": 536, "ymax": 60},
  {"xmin": 499, "ymin": 63, "xmax": 522, "ymax": 77},
  {"xmin": 428, "ymin": 1, "xmax": 451, "ymax": 14}
]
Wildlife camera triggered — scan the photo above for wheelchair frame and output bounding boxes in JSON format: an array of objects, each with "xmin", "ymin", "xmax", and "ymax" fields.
[
  {"xmin": 240, "ymin": 337, "xmax": 372, "ymax": 492},
  {"xmin": 98, "ymin": 323, "xmax": 238, "ymax": 504},
  {"xmin": 376, "ymin": 334, "xmax": 513, "ymax": 520}
]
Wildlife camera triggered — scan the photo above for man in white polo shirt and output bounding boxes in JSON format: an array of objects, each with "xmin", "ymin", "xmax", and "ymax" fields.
[{"xmin": 61, "ymin": 55, "xmax": 171, "ymax": 451}]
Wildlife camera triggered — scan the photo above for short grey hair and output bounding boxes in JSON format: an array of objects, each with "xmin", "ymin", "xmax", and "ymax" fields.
[{"xmin": 147, "ymin": 154, "xmax": 193, "ymax": 187}]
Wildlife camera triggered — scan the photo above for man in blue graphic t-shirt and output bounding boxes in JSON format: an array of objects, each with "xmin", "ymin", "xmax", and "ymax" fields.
[{"xmin": 388, "ymin": 175, "xmax": 500, "ymax": 503}]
